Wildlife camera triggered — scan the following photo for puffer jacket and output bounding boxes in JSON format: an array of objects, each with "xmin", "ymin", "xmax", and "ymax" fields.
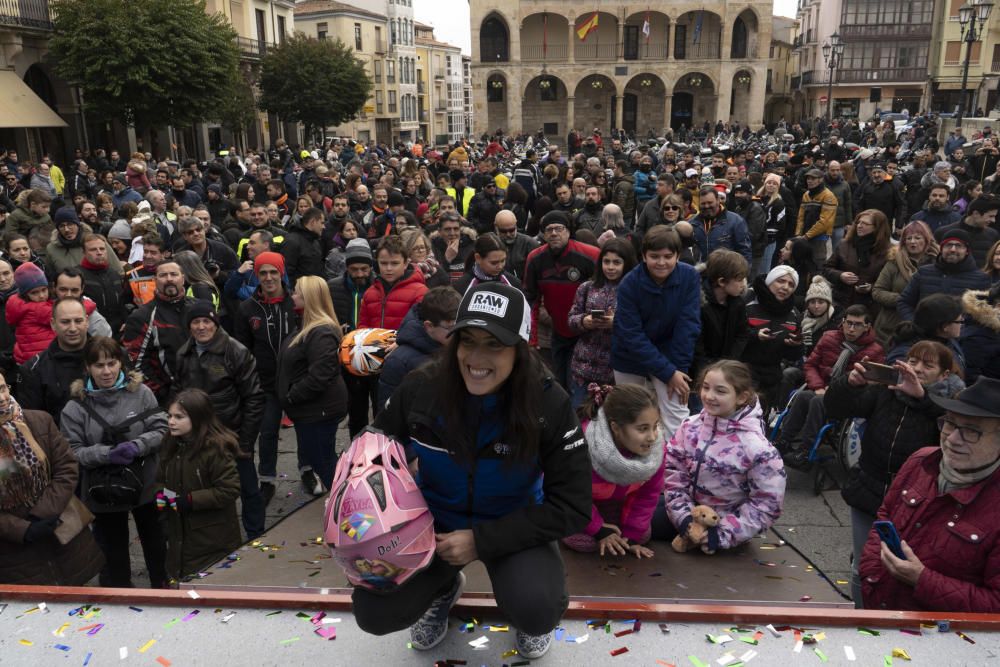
[
  {"xmin": 803, "ymin": 327, "xmax": 884, "ymax": 390},
  {"xmin": 59, "ymin": 372, "xmax": 167, "ymax": 512},
  {"xmin": 960, "ymin": 289, "xmax": 1000, "ymax": 383},
  {"xmin": 825, "ymin": 373, "xmax": 963, "ymax": 516},
  {"xmin": 157, "ymin": 438, "xmax": 241, "ymax": 581},
  {"xmin": 329, "ymin": 271, "xmax": 372, "ymax": 332},
  {"xmin": 897, "ymin": 255, "xmax": 992, "ymax": 321},
  {"xmin": 860, "ymin": 447, "xmax": 1000, "ymax": 612},
  {"xmin": 0, "ymin": 409, "xmax": 105, "ymax": 585},
  {"xmin": 633, "ymin": 168, "xmax": 657, "ymax": 207},
  {"xmin": 372, "ymin": 366, "xmax": 591, "ymax": 561},
  {"xmin": 377, "ymin": 305, "xmax": 441, "ymax": 407},
  {"xmin": 664, "ymin": 400, "xmax": 786, "ymax": 550},
  {"xmin": 7, "ymin": 203, "xmax": 50, "ymax": 237},
  {"xmin": 276, "ymin": 325, "xmax": 348, "ymax": 424},
  {"xmin": 281, "ymin": 221, "xmax": 324, "ymax": 285},
  {"xmin": 175, "ymin": 331, "xmax": 265, "ymax": 452},
  {"xmin": 358, "ymin": 265, "xmax": 427, "ymax": 330},
  {"xmin": 6, "ymin": 296, "xmax": 56, "ymax": 364},
  {"xmin": 567, "ymin": 279, "xmax": 620, "ymax": 387}
]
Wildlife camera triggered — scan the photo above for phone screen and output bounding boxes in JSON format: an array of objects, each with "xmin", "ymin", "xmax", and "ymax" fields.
[{"xmin": 874, "ymin": 520, "xmax": 906, "ymax": 560}]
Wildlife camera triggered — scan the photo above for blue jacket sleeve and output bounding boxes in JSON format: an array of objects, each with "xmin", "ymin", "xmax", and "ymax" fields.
[
  {"xmin": 896, "ymin": 273, "xmax": 919, "ymax": 322},
  {"xmin": 613, "ymin": 272, "xmax": 677, "ymax": 383},
  {"xmin": 692, "ymin": 220, "xmax": 708, "ymax": 262},
  {"xmin": 665, "ymin": 270, "xmax": 702, "ymax": 375}
]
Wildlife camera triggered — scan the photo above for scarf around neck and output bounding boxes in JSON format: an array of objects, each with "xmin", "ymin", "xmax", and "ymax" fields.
[
  {"xmin": 0, "ymin": 397, "xmax": 49, "ymax": 511},
  {"xmin": 938, "ymin": 454, "xmax": 1000, "ymax": 494},
  {"xmin": 586, "ymin": 410, "xmax": 663, "ymax": 486}
]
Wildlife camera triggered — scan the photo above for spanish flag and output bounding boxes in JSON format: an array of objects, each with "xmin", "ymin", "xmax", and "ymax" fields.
[{"xmin": 577, "ymin": 12, "xmax": 599, "ymax": 41}]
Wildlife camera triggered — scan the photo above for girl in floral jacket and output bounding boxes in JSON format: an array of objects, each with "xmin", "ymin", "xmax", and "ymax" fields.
[{"xmin": 663, "ymin": 360, "xmax": 786, "ymax": 552}]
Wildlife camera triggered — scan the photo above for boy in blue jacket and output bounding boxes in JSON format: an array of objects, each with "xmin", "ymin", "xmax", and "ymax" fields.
[{"xmin": 612, "ymin": 225, "xmax": 702, "ymax": 439}]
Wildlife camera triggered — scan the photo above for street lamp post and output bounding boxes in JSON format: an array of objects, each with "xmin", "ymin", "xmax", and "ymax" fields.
[
  {"xmin": 822, "ymin": 32, "xmax": 844, "ymax": 124},
  {"xmin": 957, "ymin": 1, "xmax": 994, "ymax": 127}
]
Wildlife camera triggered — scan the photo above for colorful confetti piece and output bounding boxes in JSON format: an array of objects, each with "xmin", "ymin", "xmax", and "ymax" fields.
[
  {"xmin": 53, "ymin": 644, "xmax": 70, "ymax": 651},
  {"xmin": 610, "ymin": 647, "xmax": 629, "ymax": 657},
  {"xmin": 155, "ymin": 658, "xmax": 171, "ymax": 667},
  {"xmin": 814, "ymin": 648, "xmax": 828, "ymax": 662},
  {"xmin": 19, "ymin": 639, "xmax": 33, "ymax": 646},
  {"xmin": 139, "ymin": 639, "xmax": 156, "ymax": 653},
  {"xmin": 844, "ymin": 646, "xmax": 856, "ymax": 661},
  {"xmin": 279, "ymin": 638, "xmax": 300, "ymax": 645},
  {"xmin": 891, "ymin": 648, "xmax": 911, "ymax": 660}
]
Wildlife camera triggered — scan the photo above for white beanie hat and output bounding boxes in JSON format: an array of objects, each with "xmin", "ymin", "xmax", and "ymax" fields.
[
  {"xmin": 805, "ymin": 275, "xmax": 833, "ymax": 304},
  {"xmin": 765, "ymin": 265, "xmax": 800, "ymax": 289}
]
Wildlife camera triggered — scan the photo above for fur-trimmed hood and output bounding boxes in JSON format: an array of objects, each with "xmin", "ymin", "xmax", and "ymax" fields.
[
  {"xmin": 69, "ymin": 370, "xmax": 145, "ymax": 400},
  {"xmin": 963, "ymin": 289, "xmax": 1000, "ymax": 333}
]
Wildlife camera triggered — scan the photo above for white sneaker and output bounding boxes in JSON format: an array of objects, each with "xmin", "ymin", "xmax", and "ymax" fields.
[{"xmin": 516, "ymin": 629, "xmax": 553, "ymax": 659}]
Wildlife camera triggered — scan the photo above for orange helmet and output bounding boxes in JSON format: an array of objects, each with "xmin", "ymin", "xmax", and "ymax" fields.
[{"xmin": 340, "ymin": 328, "xmax": 396, "ymax": 376}]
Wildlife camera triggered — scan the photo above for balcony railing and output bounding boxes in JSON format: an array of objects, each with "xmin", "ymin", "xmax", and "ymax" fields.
[
  {"xmin": 839, "ymin": 24, "xmax": 932, "ymax": 40},
  {"xmin": 435, "ymin": 103, "xmax": 447, "ymax": 112},
  {"xmin": 575, "ymin": 42, "xmax": 619, "ymax": 61},
  {"xmin": 624, "ymin": 42, "xmax": 669, "ymax": 61},
  {"xmin": 237, "ymin": 37, "xmax": 277, "ymax": 60},
  {"xmin": 0, "ymin": 0, "xmax": 53, "ymax": 30},
  {"xmin": 801, "ymin": 70, "xmax": 817, "ymax": 85},
  {"xmin": 374, "ymin": 38, "xmax": 386, "ymax": 54},
  {"xmin": 993, "ymin": 59, "xmax": 1000, "ymax": 73},
  {"xmin": 521, "ymin": 44, "xmax": 568, "ymax": 62},
  {"xmin": 836, "ymin": 67, "xmax": 926, "ymax": 83},
  {"xmin": 675, "ymin": 40, "xmax": 722, "ymax": 61}
]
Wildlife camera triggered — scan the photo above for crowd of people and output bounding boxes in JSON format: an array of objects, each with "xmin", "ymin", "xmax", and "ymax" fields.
[{"xmin": 1, "ymin": 114, "xmax": 1000, "ymax": 658}]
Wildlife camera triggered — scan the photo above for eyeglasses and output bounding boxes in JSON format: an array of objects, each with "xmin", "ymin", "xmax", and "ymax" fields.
[
  {"xmin": 938, "ymin": 416, "xmax": 985, "ymax": 444},
  {"xmin": 842, "ymin": 320, "xmax": 868, "ymax": 329},
  {"xmin": 545, "ymin": 225, "xmax": 567, "ymax": 234},
  {"xmin": 663, "ymin": 205, "xmax": 681, "ymax": 211},
  {"xmin": 942, "ymin": 242, "xmax": 966, "ymax": 249}
]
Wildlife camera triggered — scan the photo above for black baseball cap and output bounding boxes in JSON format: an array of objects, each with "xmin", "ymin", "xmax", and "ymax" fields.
[{"xmin": 450, "ymin": 283, "xmax": 531, "ymax": 346}]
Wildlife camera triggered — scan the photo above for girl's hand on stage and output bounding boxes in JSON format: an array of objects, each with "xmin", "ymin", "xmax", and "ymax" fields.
[
  {"xmin": 598, "ymin": 531, "xmax": 630, "ymax": 557},
  {"xmin": 627, "ymin": 543, "xmax": 654, "ymax": 559},
  {"xmin": 435, "ymin": 529, "xmax": 478, "ymax": 566}
]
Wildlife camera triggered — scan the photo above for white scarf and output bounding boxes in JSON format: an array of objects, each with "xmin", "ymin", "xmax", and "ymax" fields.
[{"xmin": 587, "ymin": 409, "xmax": 663, "ymax": 486}]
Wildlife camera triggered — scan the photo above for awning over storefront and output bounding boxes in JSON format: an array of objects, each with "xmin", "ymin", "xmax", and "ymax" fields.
[{"xmin": 0, "ymin": 71, "xmax": 67, "ymax": 128}]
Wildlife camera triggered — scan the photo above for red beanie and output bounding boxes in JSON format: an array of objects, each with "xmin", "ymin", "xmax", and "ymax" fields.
[{"xmin": 254, "ymin": 251, "xmax": 286, "ymax": 277}]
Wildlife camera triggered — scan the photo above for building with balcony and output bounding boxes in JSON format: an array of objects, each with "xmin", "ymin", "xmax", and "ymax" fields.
[
  {"xmin": 470, "ymin": 0, "xmax": 772, "ymax": 139},
  {"xmin": 415, "ymin": 23, "xmax": 465, "ymax": 144},
  {"xmin": 795, "ymin": 0, "xmax": 932, "ymax": 120},
  {"xmin": 929, "ymin": 0, "xmax": 1000, "ymax": 115},
  {"xmin": 0, "ymin": 0, "xmax": 294, "ymax": 162},
  {"xmin": 765, "ymin": 15, "xmax": 799, "ymax": 125}
]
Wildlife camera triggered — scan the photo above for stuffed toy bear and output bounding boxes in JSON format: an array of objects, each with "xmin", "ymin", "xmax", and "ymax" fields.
[{"xmin": 671, "ymin": 504, "xmax": 721, "ymax": 555}]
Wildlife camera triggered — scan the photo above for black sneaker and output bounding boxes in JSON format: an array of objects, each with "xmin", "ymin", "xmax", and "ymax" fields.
[
  {"xmin": 783, "ymin": 448, "xmax": 811, "ymax": 471},
  {"xmin": 260, "ymin": 482, "xmax": 275, "ymax": 507},
  {"xmin": 301, "ymin": 470, "xmax": 324, "ymax": 496},
  {"xmin": 409, "ymin": 572, "xmax": 466, "ymax": 650}
]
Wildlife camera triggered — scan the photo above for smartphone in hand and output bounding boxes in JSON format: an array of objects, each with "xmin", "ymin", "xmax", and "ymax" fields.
[
  {"xmin": 862, "ymin": 361, "xmax": 900, "ymax": 385},
  {"xmin": 874, "ymin": 520, "xmax": 906, "ymax": 560},
  {"xmin": 590, "ymin": 309, "xmax": 606, "ymax": 319}
]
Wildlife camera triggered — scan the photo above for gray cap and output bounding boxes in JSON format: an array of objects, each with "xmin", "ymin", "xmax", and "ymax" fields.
[
  {"xmin": 108, "ymin": 219, "xmax": 132, "ymax": 241},
  {"xmin": 344, "ymin": 238, "xmax": 373, "ymax": 266}
]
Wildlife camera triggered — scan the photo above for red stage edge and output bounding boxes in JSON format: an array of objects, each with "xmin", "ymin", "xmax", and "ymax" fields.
[{"xmin": 3, "ymin": 584, "xmax": 1000, "ymax": 630}]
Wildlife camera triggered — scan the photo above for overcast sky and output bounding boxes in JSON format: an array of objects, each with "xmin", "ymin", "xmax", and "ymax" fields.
[{"xmin": 414, "ymin": 0, "xmax": 799, "ymax": 55}]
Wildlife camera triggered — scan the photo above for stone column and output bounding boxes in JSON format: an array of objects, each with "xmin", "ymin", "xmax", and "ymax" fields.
[
  {"xmin": 507, "ymin": 77, "xmax": 523, "ymax": 135},
  {"xmin": 568, "ymin": 21, "xmax": 576, "ymax": 64},
  {"xmin": 616, "ymin": 94, "xmax": 624, "ymax": 132},
  {"xmin": 747, "ymin": 66, "xmax": 767, "ymax": 128},
  {"xmin": 663, "ymin": 94, "xmax": 673, "ymax": 133},
  {"xmin": 566, "ymin": 95, "xmax": 575, "ymax": 136},
  {"xmin": 667, "ymin": 20, "xmax": 675, "ymax": 61}
]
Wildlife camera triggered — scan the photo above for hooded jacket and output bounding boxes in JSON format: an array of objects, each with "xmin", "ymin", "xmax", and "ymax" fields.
[
  {"xmin": 376, "ymin": 305, "xmax": 441, "ymax": 407},
  {"xmin": 897, "ymin": 254, "xmax": 992, "ymax": 321},
  {"xmin": 372, "ymin": 366, "xmax": 592, "ymax": 561},
  {"xmin": 59, "ymin": 372, "xmax": 167, "ymax": 512},
  {"xmin": 175, "ymin": 331, "xmax": 265, "ymax": 452},
  {"xmin": 358, "ymin": 265, "xmax": 428, "ymax": 330},
  {"xmin": 611, "ymin": 262, "xmax": 702, "ymax": 384},
  {"xmin": 664, "ymin": 400, "xmax": 786, "ymax": 550},
  {"xmin": 960, "ymin": 289, "xmax": 1000, "ymax": 383},
  {"xmin": 825, "ymin": 373, "xmax": 963, "ymax": 516}
]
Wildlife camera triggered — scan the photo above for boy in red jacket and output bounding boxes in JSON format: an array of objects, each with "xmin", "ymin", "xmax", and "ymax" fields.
[{"xmin": 359, "ymin": 235, "xmax": 427, "ymax": 330}]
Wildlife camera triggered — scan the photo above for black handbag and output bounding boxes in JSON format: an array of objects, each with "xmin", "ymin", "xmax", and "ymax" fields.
[{"xmin": 74, "ymin": 400, "xmax": 161, "ymax": 507}]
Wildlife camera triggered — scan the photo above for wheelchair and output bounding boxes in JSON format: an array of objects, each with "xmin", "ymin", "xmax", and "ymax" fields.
[{"xmin": 769, "ymin": 386, "xmax": 865, "ymax": 495}]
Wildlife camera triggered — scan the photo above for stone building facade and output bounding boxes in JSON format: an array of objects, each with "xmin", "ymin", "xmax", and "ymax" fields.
[{"xmin": 469, "ymin": 0, "xmax": 772, "ymax": 139}]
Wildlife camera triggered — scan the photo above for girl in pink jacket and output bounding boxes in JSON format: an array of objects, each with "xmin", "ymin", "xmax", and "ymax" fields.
[
  {"xmin": 562, "ymin": 383, "xmax": 665, "ymax": 559},
  {"xmin": 6, "ymin": 262, "xmax": 55, "ymax": 364},
  {"xmin": 664, "ymin": 360, "xmax": 786, "ymax": 552}
]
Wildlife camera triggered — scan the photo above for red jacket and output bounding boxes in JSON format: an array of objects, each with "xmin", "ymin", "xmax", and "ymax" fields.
[
  {"xmin": 359, "ymin": 266, "xmax": 427, "ymax": 330},
  {"xmin": 803, "ymin": 327, "xmax": 883, "ymax": 390},
  {"xmin": 6, "ymin": 296, "xmax": 96, "ymax": 364},
  {"xmin": 523, "ymin": 240, "xmax": 600, "ymax": 339},
  {"xmin": 861, "ymin": 447, "xmax": 1000, "ymax": 612}
]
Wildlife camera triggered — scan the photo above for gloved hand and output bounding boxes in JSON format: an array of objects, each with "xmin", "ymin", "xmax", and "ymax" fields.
[
  {"xmin": 108, "ymin": 441, "xmax": 140, "ymax": 465},
  {"xmin": 23, "ymin": 516, "xmax": 59, "ymax": 544},
  {"xmin": 156, "ymin": 488, "xmax": 178, "ymax": 511}
]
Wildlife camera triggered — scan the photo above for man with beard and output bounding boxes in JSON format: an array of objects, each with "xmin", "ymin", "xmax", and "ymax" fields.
[
  {"xmin": 169, "ymin": 174, "xmax": 200, "ymax": 209},
  {"xmin": 910, "ymin": 183, "xmax": 962, "ymax": 232},
  {"xmin": 825, "ymin": 161, "xmax": 854, "ymax": 249},
  {"xmin": 494, "ymin": 210, "xmax": 538, "ymax": 281},
  {"xmin": 898, "ymin": 228, "xmax": 993, "ymax": 321},
  {"xmin": 122, "ymin": 260, "xmax": 195, "ymax": 402},
  {"xmin": 573, "ymin": 185, "xmax": 606, "ymax": 237},
  {"xmin": 45, "ymin": 206, "xmax": 122, "ymax": 278},
  {"xmin": 360, "ymin": 184, "xmax": 389, "ymax": 235},
  {"xmin": 934, "ymin": 195, "xmax": 1000, "ymax": 266},
  {"xmin": 690, "ymin": 187, "xmax": 753, "ymax": 266},
  {"xmin": 173, "ymin": 215, "xmax": 238, "ymax": 289},
  {"xmin": 322, "ymin": 194, "xmax": 354, "ymax": 256}
]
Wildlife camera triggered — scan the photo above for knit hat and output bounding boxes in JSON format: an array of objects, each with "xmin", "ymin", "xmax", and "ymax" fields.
[
  {"xmin": 765, "ymin": 265, "xmax": 799, "ymax": 290},
  {"xmin": 185, "ymin": 299, "xmax": 220, "ymax": 330},
  {"xmin": 207, "ymin": 183, "xmax": 223, "ymax": 196},
  {"xmin": 108, "ymin": 219, "xmax": 132, "ymax": 241},
  {"xmin": 113, "ymin": 174, "xmax": 128, "ymax": 186},
  {"xmin": 13, "ymin": 262, "xmax": 47, "ymax": 297},
  {"xmin": 344, "ymin": 238, "xmax": 373, "ymax": 266},
  {"xmin": 53, "ymin": 206, "xmax": 80, "ymax": 227},
  {"xmin": 939, "ymin": 227, "xmax": 972, "ymax": 249},
  {"xmin": 254, "ymin": 251, "xmax": 286, "ymax": 276},
  {"xmin": 387, "ymin": 190, "xmax": 405, "ymax": 208},
  {"xmin": 805, "ymin": 275, "xmax": 833, "ymax": 305},
  {"xmin": 416, "ymin": 202, "xmax": 429, "ymax": 219}
]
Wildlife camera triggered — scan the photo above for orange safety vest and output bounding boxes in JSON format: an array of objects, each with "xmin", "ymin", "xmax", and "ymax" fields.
[{"xmin": 128, "ymin": 268, "xmax": 156, "ymax": 305}]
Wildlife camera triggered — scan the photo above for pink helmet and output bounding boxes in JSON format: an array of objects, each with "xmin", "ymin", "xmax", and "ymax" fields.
[{"xmin": 324, "ymin": 429, "xmax": 435, "ymax": 592}]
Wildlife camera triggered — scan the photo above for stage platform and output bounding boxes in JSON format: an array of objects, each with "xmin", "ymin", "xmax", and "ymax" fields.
[{"xmin": 181, "ymin": 497, "xmax": 852, "ymax": 608}]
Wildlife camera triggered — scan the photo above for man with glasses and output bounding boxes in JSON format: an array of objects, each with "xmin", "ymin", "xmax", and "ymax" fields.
[
  {"xmin": 775, "ymin": 304, "xmax": 884, "ymax": 470},
  {"xmin": 933, "ymin": 195, "xmax": 1000, "ymax": 266},
  {"xmin": 173, "ymin": 215, "xmax": 238, "ymax": 289},
  {"xmin": 860, "ymin": 376, "xmax": 1000, "ymax": 612},
  {"xmin": 522, "ymin": 211, "xmax": 600, "ymax": 389},
  {"xmin": 494, "ymin": 209, "xmax": 538, "ymax": 281},
  {"xmin": 690, "ymin": 187, "xmax": 753, "ymax": 266},
  {"xmin": 898, "ymin": 227, "xmax": 992, "ymax": 321}
]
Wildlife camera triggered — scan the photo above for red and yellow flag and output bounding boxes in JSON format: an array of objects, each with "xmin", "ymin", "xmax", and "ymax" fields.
[{"xmin": 577, "ymin": 12, "xmax": 599, "ymax": 41}]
